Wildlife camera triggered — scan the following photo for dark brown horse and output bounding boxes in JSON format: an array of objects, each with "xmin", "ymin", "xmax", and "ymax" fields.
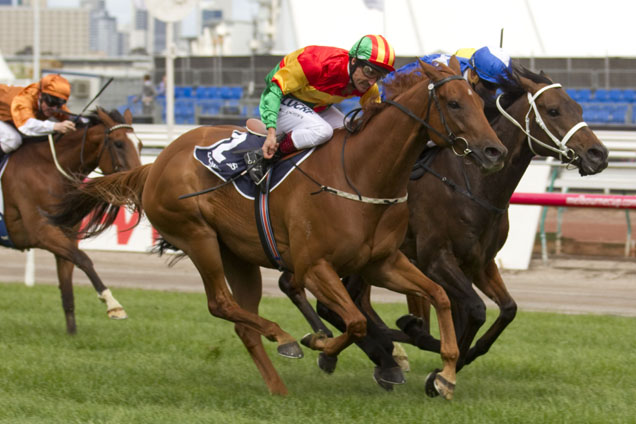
[
  {"xmin": 280, "ymin": 64, "xmax": 609, "ymax": 387},
  {"xmin": 49, "ymin": 58, "xmax": 507, "ymax": 398},
  {"xmin": 2, "ymin": 107, "xmax": 142, "ymax": 334}
]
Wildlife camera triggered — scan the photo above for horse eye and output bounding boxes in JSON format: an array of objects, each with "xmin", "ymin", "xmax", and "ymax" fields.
[
  {"xmin": 548, "ymin": 108, "xmax": 559, "ymax": 117},
  {"xmin": 448, "ymin": 100, "xmax": 460, "ymax": 109},
  {"xmin": 114, "ymin": 140, "xmax": 124, "ymax": 148}
]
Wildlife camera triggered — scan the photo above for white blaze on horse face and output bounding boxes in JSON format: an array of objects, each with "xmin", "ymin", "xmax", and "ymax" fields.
[
  {"xmin": 467, "ymin": 89, "xmax": 474, "ymax": 96},
  {"xmin": 127, "ymin": 133, "xmax": 143, "ymax": 154}
]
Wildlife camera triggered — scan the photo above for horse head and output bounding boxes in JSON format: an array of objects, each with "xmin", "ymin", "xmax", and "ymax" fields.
[
  {"xmin": 91, "ymin": 107, "xmax": 143, "ymax": 174},
  {"xmin": 499, "ymin": 66, "xmax": 608, "ymax": 176},
  {"xmin": 410, "ymin": 56, "xmax": 508, "ymax": 173}
]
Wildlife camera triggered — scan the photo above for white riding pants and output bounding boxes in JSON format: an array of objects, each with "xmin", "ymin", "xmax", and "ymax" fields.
[
  {"xmin": 0, "ymin": 121, "xmax": 22, "ymax": 153},
  {"xmin": 275, "ymin": 97, "xmax": 346, "ymax": 150}
]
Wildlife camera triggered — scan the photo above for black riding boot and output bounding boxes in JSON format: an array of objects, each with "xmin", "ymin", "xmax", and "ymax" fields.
[{"xmin": 244, "ymin": 149, "xmax": 267, "ymax": 191}]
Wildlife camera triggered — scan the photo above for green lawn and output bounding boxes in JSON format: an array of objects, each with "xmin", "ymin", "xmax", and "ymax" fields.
[{"xmin": 1, "ymin": 282, "xmax": 634, "ymax": 424}]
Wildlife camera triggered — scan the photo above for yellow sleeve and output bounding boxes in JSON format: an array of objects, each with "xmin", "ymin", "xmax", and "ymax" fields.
[{"xmin": 359, "ymin": 84, "xmax": 381, "ymax": 106}]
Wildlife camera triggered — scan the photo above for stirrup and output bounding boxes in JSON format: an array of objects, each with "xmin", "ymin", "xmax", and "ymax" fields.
[{"xmin": 244, "ymin": 149, "xmax": 266, "ymax": 188}]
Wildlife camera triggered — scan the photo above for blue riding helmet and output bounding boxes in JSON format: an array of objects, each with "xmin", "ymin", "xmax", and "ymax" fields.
[{"xmin": 469, "ymin": 46, "xmax": 512, "ymax": 84}]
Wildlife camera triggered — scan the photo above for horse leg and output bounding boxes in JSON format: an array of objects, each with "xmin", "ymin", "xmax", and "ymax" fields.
[
  {"xmin": 465, "ymin": 259, "xmax": 517, "ymax": 366},
  {"xmin": 312, "ymin": 276, "xmax": 404, "ymax": 390},
  {"xmin": 181, "ymin": 235, "xmax": 302, "ymax": 354},
  {"xmin": 39, "ymin": 230, "xmax": 127, "ymax": 321},
  {"xmin": 298, "ymin": 260, "xmax": 367, "ymax": 358},
  {"xmin": 222, "ymin": 247, "xmax": 289, "ymax": 396},
  {"xmin": 363, "ymin": 252, "xmax": 458, "ymax": 400},
  {"xmin": 54, "ymin": 255, "xmax": 76, "ymax": 334},
  {"xmin": 277, "ymin": 270, "xmax": 342, "ymax": 374},
  {"xmin": 278, "ymin": 271, "xmax": 333, "ymax": 337}
]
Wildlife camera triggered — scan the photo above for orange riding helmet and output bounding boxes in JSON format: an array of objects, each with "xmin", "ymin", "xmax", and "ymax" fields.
[{"xmin": 40, "ymin": 74, "xmax": 71, "ymax": 101}]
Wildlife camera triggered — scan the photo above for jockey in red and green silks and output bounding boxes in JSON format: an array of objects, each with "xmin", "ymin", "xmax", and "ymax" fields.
[{"xmin": 257, "ymin": 34, "xmax": 396, "ymax": 160}]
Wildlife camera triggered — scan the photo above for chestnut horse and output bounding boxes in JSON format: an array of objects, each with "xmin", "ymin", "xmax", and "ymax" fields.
[
  {"xmin": 49, "ymin": 59, "xmax": 507, "ymax": 398},
  {"xmin": 280, "ymin": 64, "xmax": 609, "ymax": 387},
  {"xmin": 2, "ymin": 108, "xmax": 142, "ymax": 334}
]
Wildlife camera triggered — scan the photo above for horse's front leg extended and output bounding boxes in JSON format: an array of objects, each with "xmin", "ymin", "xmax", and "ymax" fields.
[
  {"xmin": 467, "ymin": 259, "xmax": 517, "ymax": 365},
  {"xmin": 300, "ymin": 260, "xmax": 366, "ymax": 357},
  {"xmin": 363, "ymin": 252, "xmax": 458, "ymax": 400},
  {"xmin": 278, "ymin": 271, "xmax": 334, "ymax": 337}
]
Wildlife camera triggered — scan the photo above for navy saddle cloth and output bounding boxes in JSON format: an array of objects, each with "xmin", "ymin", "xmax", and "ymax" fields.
[{"xmin": 193, "ymin": 130, "xmax": 313, "ymax": 200}]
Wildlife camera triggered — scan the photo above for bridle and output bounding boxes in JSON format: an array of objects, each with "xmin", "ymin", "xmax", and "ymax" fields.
[
  {"xmin": 50, "ymin": 121, "xmax": 134, "ymax": 180},
  {"xmin": 495, "ymin": 83, "xmax": 586, "ymax": 164},
  {"xmin": 87, "ymin": 123, "xmax": 134, "ymax": 174},
  {"xmin": 383, "ymin": 74, "xmax": 473, "ymax": 157}
]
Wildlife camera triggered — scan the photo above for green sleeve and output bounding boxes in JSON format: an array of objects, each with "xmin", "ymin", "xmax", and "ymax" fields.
[{"xmin": 259, "ymin": 67, "xmax": 283, "ymax": 129}]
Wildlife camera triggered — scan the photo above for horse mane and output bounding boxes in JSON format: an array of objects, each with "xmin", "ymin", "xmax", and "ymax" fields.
[
  {"xmin": 359, "ymin": 61, "xmax": 444, "ymax": 123},
  {"xmin": 80, "ymin": 108, "xmax": 127, "ymax": 128},
  {"xmin": 483, "ymin": 61, "xmax": 552, "ymax": 121}
]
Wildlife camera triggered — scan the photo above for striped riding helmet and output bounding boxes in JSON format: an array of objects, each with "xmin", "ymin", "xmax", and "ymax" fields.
[{"xmin": 349, "ymin": 34, "xmax": 396, "ymax": 73}]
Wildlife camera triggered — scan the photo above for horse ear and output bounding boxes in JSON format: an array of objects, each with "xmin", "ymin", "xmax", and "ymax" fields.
[
  {"xmin": 124, "ymin": 108, "xmax": 133, "ymax": 125},
  {"xmin": 448, "ymin": 55, "xmax": 461, "ymax": 74},
  {"xmin": 417, "ymin": 58, "xmax": 442, "ymax": 81},
  {"xmin": 539, "ymin": 70, "xmax": 554, "ymax": 83},
  {"xmin": 518, "ymin": 76, "xmax": 540, "ymax": 94},
  {"xmin": 96, "ymin": 107, "xmax": 115, "ymax": 127}
]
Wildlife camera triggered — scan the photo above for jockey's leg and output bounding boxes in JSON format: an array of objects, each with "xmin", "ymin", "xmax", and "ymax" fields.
[
  {"xmin": 245, "ymin": 98, "xmax": 335, "ymax": 189},
  {"xmin": 0, "ymin": 121, "xmax": 23, "ymax": 159}
]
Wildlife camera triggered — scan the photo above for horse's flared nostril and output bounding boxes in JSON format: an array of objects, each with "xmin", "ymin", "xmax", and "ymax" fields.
[{"xmin": 485, "ymin": 146, "xmax": 507, "ymax": 163}]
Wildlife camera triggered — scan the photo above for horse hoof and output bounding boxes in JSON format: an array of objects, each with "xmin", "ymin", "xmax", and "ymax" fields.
[
  {"xmin": 425, "ymin": 369, "xmax": 455, "ymax": 400},
  {"xmin": 300, "ymin": 332, "xmax": 328, "ymax": 350},
  {"xmin": 277, "ymin": 341, "xmax": 303, "ymax": 359},
  {"xmin": 392, "ymin": 342, "xmax": 410, "ymax": 372},
  {"xmin": 425, "ymin": 369, "xmax": 441, "ymax": 398},
  {"xmin": 373, "ymin": 367, "xmax": 394, "ymax": 392},
  {"xmin": 317, "ymin": 352, "xmax": 338, "ymax": 374},
  {"xmin": 107, "ymin": 307, "xmax": 128, "ymax": 320},
  {"xmin": 376, "ymin": 366, "xmax": 405, "ymax": 385}
]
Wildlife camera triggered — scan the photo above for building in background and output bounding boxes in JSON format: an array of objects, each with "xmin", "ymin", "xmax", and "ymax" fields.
[
  {"xmin": 83, "ymin": 0, "xmax": 121, "ymax": 56},
  {"xmin": 0, "ymin": 1, "xmax": 90, "ymax": 56}
]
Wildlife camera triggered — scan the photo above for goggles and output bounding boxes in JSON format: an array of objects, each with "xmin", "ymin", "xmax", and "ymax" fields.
[
  {"xmin": 42, "ymin": 93, "xmax": 67, "ymax": 107},
  {"xmin": 360, "ymin": 64, "xmax": 387, "ymax": 80}
]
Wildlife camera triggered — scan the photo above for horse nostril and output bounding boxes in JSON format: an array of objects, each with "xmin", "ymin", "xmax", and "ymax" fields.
[
  {"xmin": 485, "ymin": 146, "xmax": 505, "ymax": 161},
  {"xmin": 588, "ymin": 147, "xmax": 608, "ymax": 163}
]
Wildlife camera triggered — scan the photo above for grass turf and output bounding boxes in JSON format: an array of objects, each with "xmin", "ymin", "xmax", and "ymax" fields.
[{"xmin": 0, "ymin": 282, "xmax": 635, "ymax": 423}]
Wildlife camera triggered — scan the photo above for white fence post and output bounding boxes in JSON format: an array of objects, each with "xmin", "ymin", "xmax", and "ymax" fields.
[{"xmin": 24, "ymin": 249, "xmax": 35, "ymax": 287}]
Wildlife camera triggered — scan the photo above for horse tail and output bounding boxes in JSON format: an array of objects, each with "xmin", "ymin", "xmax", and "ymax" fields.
[{"xmin": 49, "ymin": 164, "xmax": 153, "ymax": 238}]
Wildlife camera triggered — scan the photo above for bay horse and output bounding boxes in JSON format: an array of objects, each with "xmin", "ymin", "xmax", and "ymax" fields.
[
  {"xmin": 280, "ymin": 64, "xmax": 609, "ymax": 388},
  {"xmin": 2, "ymin": 107, "xmax": 142, "ymax": 334},
  {"xmin": 48, "ymin": 58, "xmax": 507, "ymax": 398}
]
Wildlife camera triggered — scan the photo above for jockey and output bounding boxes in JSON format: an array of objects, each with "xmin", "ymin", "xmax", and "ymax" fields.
[
  {"xmin": 246, "ymin": 34, "xmax": 396, "ymax": 186},
  {"xmin": 385, "ymin": 45, "xmax": 513, "ymax": 105},
  {"xmin": 0, "ymin": 73, "xmax": 76, "ymax": 159}
]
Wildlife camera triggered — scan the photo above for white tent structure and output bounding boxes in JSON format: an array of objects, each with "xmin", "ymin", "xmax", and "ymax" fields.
[
  {"xmin": 273, "ymin": 0, "xmax": 636, "ymax": 58},
  {"xmin": 0, "ymin": 50, "xmax": 16, "ymax": 84}
]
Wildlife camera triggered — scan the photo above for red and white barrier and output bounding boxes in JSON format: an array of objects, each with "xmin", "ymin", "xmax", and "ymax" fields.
[{"xmin": 511, "ymin": 192, "xmax": 636, "ymax": 209}]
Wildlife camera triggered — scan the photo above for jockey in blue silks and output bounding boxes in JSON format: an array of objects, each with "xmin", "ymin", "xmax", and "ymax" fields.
[{"xmin": 383, "ymin": 46, "xmax": 514, "ymax": 106}]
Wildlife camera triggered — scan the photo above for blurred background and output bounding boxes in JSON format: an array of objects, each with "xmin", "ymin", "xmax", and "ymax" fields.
[{"xmin": 1, "ymin": 0, "xmax": 636, "ymax": 128}]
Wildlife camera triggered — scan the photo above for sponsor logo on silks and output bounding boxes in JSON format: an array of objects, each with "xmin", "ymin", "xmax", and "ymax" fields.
[{"xmin": 281, "ymin": 97, "xmax": 314, "ymax": 114}]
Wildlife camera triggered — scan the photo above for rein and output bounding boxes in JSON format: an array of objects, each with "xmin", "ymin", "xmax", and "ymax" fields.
[
  {"xmin": 495, "ymin": 83, "xmax": 586, "ymax": 164},
  {"xmin": 413, "ymin": 149, "xmax": 506, "ymax": 214},
  {"xmin": 384, "ymin": 74, "xmax": 473, "ymax": 157},
  {"xmin": 291, "ymin": 73, "xmax": 473, "ymax": 205},
  {"xmin": 47, "ymin": 121, "xmax": 134, "ymax": 180}
]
